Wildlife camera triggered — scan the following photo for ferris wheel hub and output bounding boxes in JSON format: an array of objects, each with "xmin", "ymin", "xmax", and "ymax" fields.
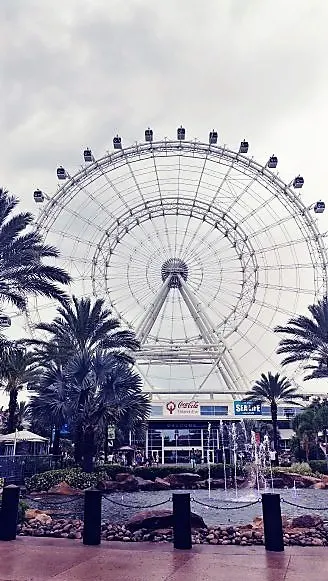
[{"xmin": 161, "ymin": 258, "xmax": 188, "ymax": 288}]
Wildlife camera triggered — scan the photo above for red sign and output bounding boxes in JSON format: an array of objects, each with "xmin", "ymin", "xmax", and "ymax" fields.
[{"xmin": 165, "ymin": 400, "xmax": 200, "ymax": 416}]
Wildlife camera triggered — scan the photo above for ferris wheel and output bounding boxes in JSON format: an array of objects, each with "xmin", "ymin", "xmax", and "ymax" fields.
[{"xmin": 29, "ymin": 127, "xmax": 328, "ymax": 399}]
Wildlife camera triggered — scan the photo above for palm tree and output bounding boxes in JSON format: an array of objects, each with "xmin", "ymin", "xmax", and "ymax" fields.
[
  {"xmin": 15, "ymin": 401, "xmax": 30, "ymax": 430},
  {"xmin": 275, "ymin": 298, "xmax": 328, "ymax": 378},
  {"xmin": 246, "ymin": 371, "xmax": 302, "ymax": 465},
  {"xmin": 0, "ymin": 188, "xmax": 71, "ymax": 311},
  {"xmin": 33, "ymin": 296, "xmax": 139, "ymax": 364},
  {"xmin": 68, "ymin": 350, "xmax": 149, "ymax": 471},
  {"xmin": 30, "ymin": 296, "xmax": 140, "ymax": 463},
  {"xmin": 0, "ymin": 344, "xmax": 40, "ymax": 433},
  {"xmin": 31, "ymin": 350, "xmax": 150, "ymax": 471},
  {"xmin": 29, "ymin": 363, "xmax": 72, "ymax": 456}
]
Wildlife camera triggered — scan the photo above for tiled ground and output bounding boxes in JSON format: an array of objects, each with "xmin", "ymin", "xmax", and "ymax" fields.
[{"xmin": 0, "ymin": 538, "xmax": 327, "ymax": 581}]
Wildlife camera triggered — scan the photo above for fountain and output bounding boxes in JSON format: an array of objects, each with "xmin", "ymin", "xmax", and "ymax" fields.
[
  {"xmin": 219, "ymin": 420, "xmax": 228, "ymax": 494},
  {"xmin": 231, "ymin": 423, "xmax": 239, "ymax": 498}
]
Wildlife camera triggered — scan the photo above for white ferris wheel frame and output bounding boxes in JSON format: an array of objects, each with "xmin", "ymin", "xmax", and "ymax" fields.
[{"xmin": 33, "ymin": 138, "xmax": 328, "ymax": 398}]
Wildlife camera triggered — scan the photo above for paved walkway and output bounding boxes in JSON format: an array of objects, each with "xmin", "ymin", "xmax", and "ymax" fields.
[{"xmin": 0, "ymin": 537, "xmax": 327, "ymax": 580}]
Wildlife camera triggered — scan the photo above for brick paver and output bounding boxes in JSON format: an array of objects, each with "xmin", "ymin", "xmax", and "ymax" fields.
[{"xmin": 0, "ymin": 537, "xmax": 327, "ymax": 580}]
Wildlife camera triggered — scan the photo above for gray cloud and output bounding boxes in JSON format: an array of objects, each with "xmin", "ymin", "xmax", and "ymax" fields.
[{"xmin": 1, "ymin": 0, "xmax": 328, "ymax": 397}]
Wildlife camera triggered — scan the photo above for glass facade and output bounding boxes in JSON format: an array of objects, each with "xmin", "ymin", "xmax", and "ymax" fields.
[{"xmin": 200, "ymin": 405, "xmax": 228, "ymax": 416}]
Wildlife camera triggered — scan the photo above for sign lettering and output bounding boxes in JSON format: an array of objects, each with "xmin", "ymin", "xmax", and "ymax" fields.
[{"xmin": 234, "ymin": 401, "xmax": 262, "ymax": 416}]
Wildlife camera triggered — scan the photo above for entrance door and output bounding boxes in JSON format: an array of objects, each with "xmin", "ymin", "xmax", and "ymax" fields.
[{"xmin": 164, "ymin": 448, "xmax": 202, "ymax": 464}]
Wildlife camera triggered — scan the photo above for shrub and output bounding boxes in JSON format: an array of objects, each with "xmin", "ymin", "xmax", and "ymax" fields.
[
  {"xmin": 25, "ymin": 468, "xmax": 98, "ymax": 492},
  {"xmin": 309, "ymin": 460, "xmax": 328, "ymax": 475},
  {"xmin": 289, "ymin": 462, "xmax": 313, "ymax": 475},
  {"xmin": 18, "ymin": 500, "xmax": 29, "ymax": 523},
  {"xmin": 196, "ymin": 463, "xmax": 245, "ymax": 479},
  {"xmin": 95, "ymin": 464, "xmax": 132, "ymax": 479}
]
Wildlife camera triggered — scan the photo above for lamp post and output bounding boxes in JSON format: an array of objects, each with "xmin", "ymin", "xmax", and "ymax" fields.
[{"xmin": 207, "ymin": 422, "xmax": 211, "ymax": 499}]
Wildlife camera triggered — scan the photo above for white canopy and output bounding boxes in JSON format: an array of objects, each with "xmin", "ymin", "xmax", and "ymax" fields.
[{"xmin": 0, "ymin": 430, "xmax": 48, "ymax": 443}]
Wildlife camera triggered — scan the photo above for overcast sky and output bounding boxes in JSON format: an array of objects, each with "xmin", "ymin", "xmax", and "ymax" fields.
[{"xmin": 1, "ymin": 0, "xmax": 328, "ymax": 402}]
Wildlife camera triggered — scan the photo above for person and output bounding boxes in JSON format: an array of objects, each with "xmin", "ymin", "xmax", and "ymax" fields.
[{"xmin": 190, "ymin": 448, "xmax": 196, "ymax": 469}]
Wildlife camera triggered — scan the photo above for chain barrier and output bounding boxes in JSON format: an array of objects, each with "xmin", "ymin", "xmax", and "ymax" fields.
[
  {"xmin": 281, "ymin": 498, "xmax": 328, "ymax": 512},
  {"xmin": 26, "ymin": 495, "xmax": 83, "ymax": 507},
  {"xmin": 103, "ymin": 495, "xmax": 172, "ymax": 510},
  {"xmin": 192, "ymin": 497, "xmax": 261, "ymax": 511}
]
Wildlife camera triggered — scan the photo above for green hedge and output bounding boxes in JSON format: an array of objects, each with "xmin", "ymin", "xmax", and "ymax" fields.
[
  {"xmin": 101, "ymin": 463, "xmax": 244, "ymax": 481},
  {"xmin": 25, "ymin": 468, "xmax": 98, "ymax": 492},
  {"xmin": 309, "ymin": 460, "xmax": 328, "ymax": 475},
  {"xmin": 26, "ymin": 463, "xmax": 246, "ymax": 492}
]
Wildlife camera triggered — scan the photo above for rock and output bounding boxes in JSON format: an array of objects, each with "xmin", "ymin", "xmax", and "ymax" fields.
[
  {"xmin": 271, "ymin": 478, "xmax": 285, "ymax": 488},
  {"xmin": 312, "ymin": 537, "xmax": 324, "ymax": 545},
  {"xmin": 313, "ymin": 482, "xmax": 326, "ymax": 489},
  {"xmin": 126, "ymin": 509, "xmax": 206, "ymax": 532},
  {"xmin": 117, "ymin": 475, "xmax": 139, "ymax": 492},
  {"xmin": 154, "ymin": 477, "xmax": 171, "ymax": 490},
  {"xmin": 252, "ymin": 517, "xmax": 263, "ymax": 529},
  {"xmin": 135, "ymin": 477, "xmax": 155, "ymax": 491},
  {"xmin": 35, "ymin": 513, "xmax": 52, "ymax": 525},
  {"xmin": 25, "ymin": 509, "xmax": 52, "ymax": 525},
  {"xmin": 291, "ymin": 514, "xmax": 324, "ymax": 529},
  {"xmin": 115, "ymin": 473, "xmax": 132, "ymax": 482},
  {"xmin": 162, "ymin": 473, "xmax": 200, "ymax": 488},
  {"xmin": 274, "ymin": 471, "xmax": 321, "ymax": 489},
  {"xmin": 97, "ymin": 480, "xmax": 118, "ymax": 492},
  {"xmin": 47, "ymin": 481, "xmax": 83, "ymax": 496}
]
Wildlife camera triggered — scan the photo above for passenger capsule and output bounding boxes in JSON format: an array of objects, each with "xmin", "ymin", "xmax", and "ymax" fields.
[
  {"xmin": 145, "ymin": 128, "xmax": 153, "ymax": 142},
  {"xmin": 113, "ymin": 135, "xmax": 122, "ymax": 149},
  {"xmin": 268, "ymin": 155, "xmax": 278, "ymax": 169},
  {"xmin": 33, "ymin": 189, "xmax": 44, "ymax": 203},
  {"xmin": 83, "ymin": 148, "xmax": 93, "ymax": 162},
  {"xmin": 239, "ymin": 140, "xmax": 249, "ymax": 154},
  {"xmin": 0, "ymin": 315, "xmax": 11, "ymax": 328},
  {"xmin": 293, "ymin": 176, "xmax": 304, "ymax": 189},
  {"xmin": 314, "ymin": 201, "xmax": 325, "ymax": 214},
  {"xmin": 56, "ymin": 166, "xmax": 67, "ymax": 180},
  {"xmin": 177, "ymin": 126, "xmax": 185, "ymax": 140},
  {"xmin": 209, "ymin": 130, "xmax": 218, "ymax": 144}
]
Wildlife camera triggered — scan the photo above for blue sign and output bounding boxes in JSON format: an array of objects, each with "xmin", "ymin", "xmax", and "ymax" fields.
[{"xmin": 234, "ymin": 401, "xmax": 262, "ymax": 416}]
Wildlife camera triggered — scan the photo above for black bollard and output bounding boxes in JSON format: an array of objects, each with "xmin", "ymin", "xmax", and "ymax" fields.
[
  {"xmin": 0, "ymin": 485, "xmax": 20, "ymax": 541},
  {"xmin": 173, "ymin": 492, "xmax": 192, "ymax": 550},
  {"xmin": 261, "ymin": 493, "xmax": 284, "ymax": 552},
  {"xmin": 83, "ymin": 489, "xmax": 102, "ymax": 546}
]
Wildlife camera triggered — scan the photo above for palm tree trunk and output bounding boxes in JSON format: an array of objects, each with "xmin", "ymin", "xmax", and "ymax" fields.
[
  {"xmin": 74, "ymin": 423, "xmax": 83, "ymax": 464},
  {"xmin": 270, "ymin": 401, "xmax": 279, "ymax": 466},
  {"xmin": 7, "ymin": 388, "xmax": 18, "ymax": 434},
  {"xmin": 82, "ymin": 426, "xmax": 95, "ymax": 473},
  {"xmin": 52, "ymin": 427, "xmax": 61, "ymax": 456},
  {"xmin": 104, "ymin": 424, "xmax": 109, "ymax": 463}
]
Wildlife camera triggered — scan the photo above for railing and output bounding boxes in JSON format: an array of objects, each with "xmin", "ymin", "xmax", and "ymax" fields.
[
  {"xmin": 2, "ymin": 486, "xmax": 328, "ymax": 550},
  {"xmin": 0, "ymin": 455, "xmax": 62, "ymax": 484}
]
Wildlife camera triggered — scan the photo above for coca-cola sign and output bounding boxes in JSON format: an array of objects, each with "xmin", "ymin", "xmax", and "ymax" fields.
[{"xmin": 165, "ymin": 400, "xmax": 200, "ymax": 416}]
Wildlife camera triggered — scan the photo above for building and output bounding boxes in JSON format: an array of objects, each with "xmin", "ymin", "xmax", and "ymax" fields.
[{"xmin": 144, "ymin": 398, "xmax": 298, "ymax": 464}]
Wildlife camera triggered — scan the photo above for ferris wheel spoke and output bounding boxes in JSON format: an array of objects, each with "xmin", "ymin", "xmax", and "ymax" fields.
[
  {"xmin": 177, "ymin": 156, "xmax": 211, "ymax": 259},
  {"xmin": 179, "ymin": 160, "xmax": 235, "ymax": 261},
  {"xmin": 248, "ymin": 212, "xmax": 300, "ymax": 241},
  {"xmin": 237, "ymin": 192, "xmax": 278, "ymax": 227},
  {"xmin": 150, "ymin": 146, "xmax": 175, "ymax": 259},
  {"xmin": 50, "ymin": 195, "xmax": 106, "ymax": 235},
  {"xmin": 254, "ymin": 298, "xmax": 296, "ymax": 319},
  {"xmin": 124, "ymin": 153, "xmax": 172, "ymax": 260},
  {"xmin": 50, "ymin": 228, "xmax": 96, "ymax": 249},
  {"xmin": 223, "ymin": 174, "xmax": 258, "ymax": 216},
  {"xmin": 258, "ymin": 282, "xmax": 313, "ymax": 295},
  {"xmin": 233, "ymin": 326, "xmax": 277, "ymax": 367}
]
